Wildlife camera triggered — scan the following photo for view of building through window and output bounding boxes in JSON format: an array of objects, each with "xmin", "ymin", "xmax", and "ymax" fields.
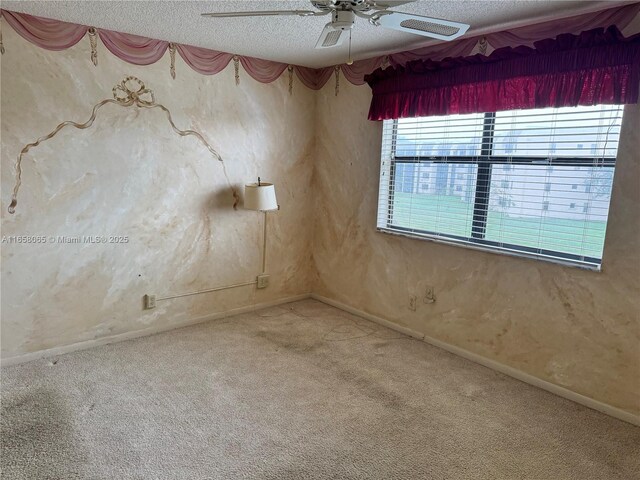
[{"xmin": 378, "ymin": 105, "xmax": 624, "ymax": 267}]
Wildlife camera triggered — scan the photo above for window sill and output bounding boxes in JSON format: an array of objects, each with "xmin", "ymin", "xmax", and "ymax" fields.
[{"xmin": 376, "ymin": 227, "xmax": 602, "ymax": 272}]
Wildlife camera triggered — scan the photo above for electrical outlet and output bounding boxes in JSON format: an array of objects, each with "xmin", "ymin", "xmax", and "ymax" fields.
[
  {"xmin": 424, "ymin": 286, "xmax": 436, "ymax": 304},
  {"xmin": 408, "ymin": 295, "xmax": 417, "ymax": 311},
  {"xmin": 257, "ymin": 274, "xmax": 270, "ymax": 289},
  {"xmin": 144, "ymin": 294, "xmax": 156, "ymax": 309}
]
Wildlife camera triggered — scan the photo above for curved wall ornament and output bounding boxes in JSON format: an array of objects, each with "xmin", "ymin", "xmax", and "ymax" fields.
[{"xmin": 8, "ymin": 76, "xmax": 239, "ymax": 214}]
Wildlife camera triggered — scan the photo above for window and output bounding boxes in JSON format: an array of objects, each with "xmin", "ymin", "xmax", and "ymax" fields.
[{"xmin": 377, "ymin": 105, "xmax": 624, "ymax": 269}]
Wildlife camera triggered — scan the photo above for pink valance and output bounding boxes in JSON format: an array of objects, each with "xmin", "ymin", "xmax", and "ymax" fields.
[
  {"xmin": 1, "ymin": 9, "xmax": 87, "ymax": 50},
  {"xmin": 240, "ymin": 57, "xmax": 288, "ymax": 84},
  {"xmin": 486, "ymin": 3, "xmax": 640, "ymax": 49},
  {"xmin": 1, "ymin": 4, "xmax": 638, "ymax": 90},
  {"xmin": 99, "ymin": 30, "xmax": 168, "ymax": 66},
  {"xmin": 341, "ymin": 58, "xmax": 386, "ymax": 86},
  {"xmin": 365, "ymin": 27, "xmax": 640, "ymax": 120},
  {"xmin": 294, "ymin": 66, "xmax": 334, "ymax": 90},
  {"xmin": 175, "ymin": 44, "xmax": 233, "ymax": 75},
  {"xmin": 335, "ymin": 3, "xmax": 640, "ymax": 86}
]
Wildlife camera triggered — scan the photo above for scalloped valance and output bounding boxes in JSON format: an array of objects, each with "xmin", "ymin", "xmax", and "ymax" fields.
[
  {"xmin": 365, "ymin": 26, "xmax": 640, "ymax": 120},
  {"xmin": 0, "ymin": 4, "xmax": 638, "ymax": 91}
]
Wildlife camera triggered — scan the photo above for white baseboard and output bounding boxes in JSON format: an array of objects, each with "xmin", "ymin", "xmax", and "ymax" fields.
[
  {"xmin": 1, "ymin": 293, "xmax": 311, "ymax": 367},
  {"xmin": 4, "ymin": 291, "xmax": 637, "ymax": 426},
  {"xmin": 311, "ymin": 293, "xmax": 640, "ymax": 427}
]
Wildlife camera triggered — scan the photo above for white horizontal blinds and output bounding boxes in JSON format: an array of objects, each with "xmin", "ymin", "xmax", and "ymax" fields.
[
  {"xmin": 378, "ymin": 120, "xmax": 395, "ymax": 229},
  {"xmin": 485, "ymin": 105, "xmax": 623, "ymax": 262},
  {"xmin": 377, "ymin": 113, "xmax": 485, "ymax": 239},
  {"xmin": 492, "ymin": 106, "xmax": 622, "ymax": 157},
  {"xmin": 377, "ymin": 105, "xmax": 624, "ymax": 268}
]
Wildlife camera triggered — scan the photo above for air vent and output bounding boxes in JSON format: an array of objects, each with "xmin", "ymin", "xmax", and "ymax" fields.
[
  {"xmin": 322, "ymin": 30, "xmax": 342, "ymax": 47},
  {"xmin": 399, "ymin": 19, "xmax": 460, "ymax": 36}
]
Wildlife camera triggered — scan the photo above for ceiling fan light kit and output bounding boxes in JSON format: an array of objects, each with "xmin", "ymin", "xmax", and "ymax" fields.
[
  {"xmin": 316, "ymin": 10, "xmax": 355, "ymax": 49},
  {"xmin": 202, "ymin": 0, "xmax": 470, "ymax": 54}
]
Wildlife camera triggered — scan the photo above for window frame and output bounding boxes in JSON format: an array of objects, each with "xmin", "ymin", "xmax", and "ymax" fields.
[{"xmin": 380, "ymin": 111, "xmax": 618, "ymax": 270}]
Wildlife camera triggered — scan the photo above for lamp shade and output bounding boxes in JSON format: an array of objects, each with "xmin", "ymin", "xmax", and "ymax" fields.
[{"xmin": 244, "ymin": 182, "xmax": 278, "ymax": 211}]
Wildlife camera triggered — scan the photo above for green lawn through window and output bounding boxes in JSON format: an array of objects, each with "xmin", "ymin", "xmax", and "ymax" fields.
[{"xmin": 390, "ymin": 193, "xmax": 607, "ymax": 258}]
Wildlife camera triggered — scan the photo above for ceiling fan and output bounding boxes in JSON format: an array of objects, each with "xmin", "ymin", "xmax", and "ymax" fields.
[{"xmin": 202, "ymin": 1, "xmax": 470, "ymax": 50}]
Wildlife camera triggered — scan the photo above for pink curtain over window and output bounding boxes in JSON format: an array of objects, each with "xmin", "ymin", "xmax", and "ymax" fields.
[
  {"xmin": 366, "ymin": 27, "xmax": 640, "ymax": 120},
  {"xmin": 1, "ymin": 9, "xmax": 87, "ymax": 50}
]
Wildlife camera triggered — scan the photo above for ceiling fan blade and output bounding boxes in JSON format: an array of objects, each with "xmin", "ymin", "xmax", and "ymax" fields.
[
  {"xmin": 376, "ymin": 12, "xmax": 469, "ymax": 41},
  {"xmin": 315, "ymin": 24, "xmax": 346, "ymax": 49},
  {"xmin": 365, "ymin": 1, "xmax": 416, "ymax": 7},
  {"xmin": 202, "ymin": 10, "xmax": 326, "ymax": 18}
]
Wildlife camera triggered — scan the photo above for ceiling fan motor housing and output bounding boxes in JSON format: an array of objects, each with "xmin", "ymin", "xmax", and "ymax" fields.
[
  {"xmin": 203, "ymin": 1, "xmax": 471, "ymax": 48},
  {"xmin": 331, "ymin": 10, "xmax": 356, "ymax": 30},
  {"xmin": 311, "ymin": 0, "xmax": 368, "ymax": 11}
]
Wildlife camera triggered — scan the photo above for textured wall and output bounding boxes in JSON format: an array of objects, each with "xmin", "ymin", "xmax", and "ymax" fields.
[
  {"xmin": 312, "ymin": 81, "xmax": 640, "ymax": 416},
  {"xmin": 1, "ymin": 26, "xmax": 315, "ymax": 357}
]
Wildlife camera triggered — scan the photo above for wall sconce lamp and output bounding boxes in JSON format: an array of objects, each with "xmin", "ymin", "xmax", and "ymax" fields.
[
  {"xmin": 245, "ymin": 178, "xmax": 279, "ymax": 278},
  {"xmin": 142, "ymin": 177, "xmax": 278, "ymax": 308}
]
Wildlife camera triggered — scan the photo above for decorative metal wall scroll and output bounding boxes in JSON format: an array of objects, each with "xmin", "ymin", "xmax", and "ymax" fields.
[{"xmin": 8, "ymin": 76, "xmax": 239, "ymax": 214}]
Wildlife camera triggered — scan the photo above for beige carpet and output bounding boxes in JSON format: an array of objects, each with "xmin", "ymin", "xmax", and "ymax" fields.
[{"xmin": 2, "ymin": 299, "xmax": 639, "ymax": 479}]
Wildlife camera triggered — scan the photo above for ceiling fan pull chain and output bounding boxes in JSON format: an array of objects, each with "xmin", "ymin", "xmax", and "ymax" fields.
[
  {"xmin": 334, "ymin": 66, "xmax": 340, "ymax": 96},
  {"xmin": 288, "ymin": 65, "xmax": 294, "ymax": 95},
  {"xmin": 169, "ymin": 43, "xmax": 177, "ymax": 79},
  {"xmin": 233, "ymin": 55, "xmax": 240, "ymax": 86}
]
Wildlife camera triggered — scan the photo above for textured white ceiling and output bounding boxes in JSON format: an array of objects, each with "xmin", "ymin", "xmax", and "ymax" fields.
[{"xmin": 2, "ymin": 1, "xmax": 631, "ymax": 68}]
